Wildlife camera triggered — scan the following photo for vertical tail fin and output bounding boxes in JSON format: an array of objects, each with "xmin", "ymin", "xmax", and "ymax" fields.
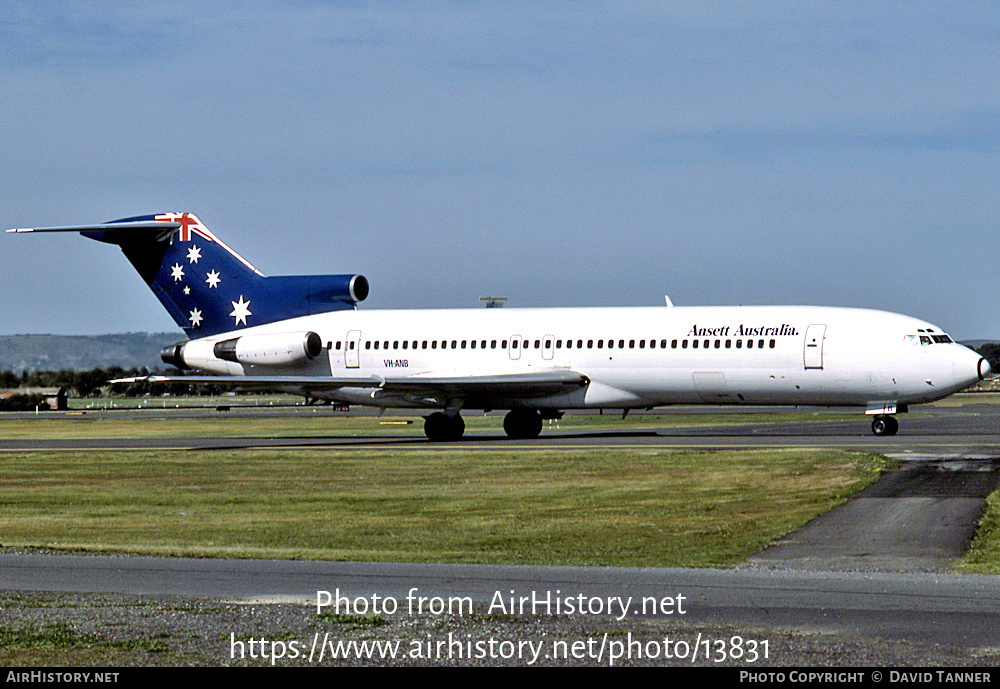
[{"xmin": 9, "ymin": 212, "xmax": 368, "ymax": 337}]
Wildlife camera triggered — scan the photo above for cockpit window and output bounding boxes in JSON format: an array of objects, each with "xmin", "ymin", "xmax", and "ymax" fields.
[{"xmin": 907, "ymin": 333, "xmax": 954, "ymax": 346}]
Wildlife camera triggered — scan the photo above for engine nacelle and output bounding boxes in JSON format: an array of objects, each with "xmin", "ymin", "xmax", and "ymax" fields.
[
  {"xmin": 213, "ymin": 331, "xmax": 324, "ymax": 366},
  {"xmin": 161, "ymin": 331, "xmax": 325, "ymax": 372}
]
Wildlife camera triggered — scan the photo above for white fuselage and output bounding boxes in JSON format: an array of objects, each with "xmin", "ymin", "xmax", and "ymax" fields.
[{"xmin": 178, "ymin": 304, "xmax": 987, "ymax": 411}]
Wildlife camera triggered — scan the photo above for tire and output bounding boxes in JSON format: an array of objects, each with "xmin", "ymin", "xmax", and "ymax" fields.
[
  {"xmin": 424, "ymin": 412, "xmax": 465, "ymax": 441},
  {"xmin": 871, "ymin": 415, "xmax": 899, "ymax": 436},
  {"xmin": 503, "ymin": 409, "xmax": 543, "ymax": 439}
]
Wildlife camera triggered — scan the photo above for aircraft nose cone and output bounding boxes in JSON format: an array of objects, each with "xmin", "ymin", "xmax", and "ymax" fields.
[{"xmin": 953, "ymin": 348, "xmax": 990, "ymax": 390}]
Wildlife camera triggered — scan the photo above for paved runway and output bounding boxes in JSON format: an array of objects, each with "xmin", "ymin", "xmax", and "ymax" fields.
[{"xmin": 2, "ymin": 396, "xmax": 1000, "ymax": 653}]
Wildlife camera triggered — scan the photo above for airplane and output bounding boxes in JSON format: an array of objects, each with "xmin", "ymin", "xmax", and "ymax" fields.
[{"xmin": 8, "ymin": 212, "xmax": 991, "ymax": 440}]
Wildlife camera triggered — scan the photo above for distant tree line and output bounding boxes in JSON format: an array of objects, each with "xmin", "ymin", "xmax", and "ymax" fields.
[
  {"xmin": 0, "ymin": 367, "xmax": 240, "ymax": 398},
  {"xmin": 976, "ymin": 344, "xmax": 1000, "ymax": 374}
]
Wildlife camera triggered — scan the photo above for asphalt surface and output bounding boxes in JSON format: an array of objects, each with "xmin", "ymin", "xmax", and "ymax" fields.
[{"xmin": 2, "ymin": 396, "xmax": 1000, "ymax": 665}]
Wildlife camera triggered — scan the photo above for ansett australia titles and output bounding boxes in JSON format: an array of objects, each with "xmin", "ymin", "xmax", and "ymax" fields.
[{"xmin": 688, "ymin": 324, "xmax": 799, "ymax": 338}]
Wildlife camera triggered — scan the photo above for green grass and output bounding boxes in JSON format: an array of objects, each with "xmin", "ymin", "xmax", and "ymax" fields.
[
  {"xmin": 0, "ymin": 448, "xmax": 887, "ymax": 567},
  {"xmin": 956, "ymin": 491, "xmax": 1000, "ymax": 574}
]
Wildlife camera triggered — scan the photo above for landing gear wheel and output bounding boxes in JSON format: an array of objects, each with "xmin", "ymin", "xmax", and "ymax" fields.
[
  {"xmin": 503, "ymin": 409, "xmax": 543, "ymax": 439},
  {"xmin": 871, "ymin": 415, "xmax": 899, "ymax": 436},
  {"xmin": 424, "ymin": 412, "xmax": 465, "ymax": 441}
]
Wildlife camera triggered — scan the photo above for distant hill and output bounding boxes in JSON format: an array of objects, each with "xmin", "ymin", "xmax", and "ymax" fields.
[{"xmin": 0, "ymin": 333, "xmax": 182, "ymax": 372}]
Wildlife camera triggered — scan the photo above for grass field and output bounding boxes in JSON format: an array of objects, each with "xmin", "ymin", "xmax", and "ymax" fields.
[{"xmin": 0, "ymin": 445, "xmax": 888, "ymax": 567}]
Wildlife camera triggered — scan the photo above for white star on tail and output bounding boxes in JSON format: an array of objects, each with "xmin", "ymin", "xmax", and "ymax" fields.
[
  {"xmin": 187, "ymin": 245, "xmax": 202, "ymax": 263},
  {"xmin": 189, "ymin": 308, "xmax": 203, "ymax": 327},
  {"xmin": 170, "ymin": 263, "xmax": 185, "ymax": 282},
  {"xmin": 230, "ymin": 295, "xmax": 252, "ymax": 326},
  {"xmin": 206, "ymin": 269, "xmax": 221, "ymax": 288}
]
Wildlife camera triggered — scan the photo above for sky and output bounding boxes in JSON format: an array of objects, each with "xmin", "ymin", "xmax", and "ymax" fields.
[{"xmin": 2, "ymin": 2, "xmax": 999, "ymax": 339}]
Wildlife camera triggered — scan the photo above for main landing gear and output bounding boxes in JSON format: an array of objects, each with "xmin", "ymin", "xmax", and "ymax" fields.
[
  {"xmin": 502, "ymin": 409, "xmax": 544, "ymax": 439},
  {"xmin": 870, "ymin": 415, "xmax": 899, "ymax": 436},
  {"xmin": 422, "ymin": 409, "xmax": 549, "ymax": 441},
  {"xmin": 423, "ymin": 412, "xmax": 465, "ymax": 442}
]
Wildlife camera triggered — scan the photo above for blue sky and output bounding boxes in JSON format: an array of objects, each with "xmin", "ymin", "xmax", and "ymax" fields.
[{"xmin": 2, "ymin": 2, "xmax": 999, "ymax": 338}]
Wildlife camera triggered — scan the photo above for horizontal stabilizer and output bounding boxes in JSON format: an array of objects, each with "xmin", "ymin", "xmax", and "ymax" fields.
[{"xmin": 7, "ymin": 221, "xmax": 181, "ymax": 233}]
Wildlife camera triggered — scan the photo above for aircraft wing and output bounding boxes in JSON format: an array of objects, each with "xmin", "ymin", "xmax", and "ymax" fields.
[{"xmin": 112, "ymin": 370, "xmax": 590, "ymax": 404}]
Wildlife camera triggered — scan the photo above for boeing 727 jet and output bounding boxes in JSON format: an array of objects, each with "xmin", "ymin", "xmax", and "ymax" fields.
[{"xmin": 8, "ymin": 212, "xmax": 990, "ymax": 440}]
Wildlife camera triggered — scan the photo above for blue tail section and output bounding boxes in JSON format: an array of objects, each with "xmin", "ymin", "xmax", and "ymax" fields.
[{"xmin": 83, "ymin": 212, "xmax": 367, "ymax": 337}]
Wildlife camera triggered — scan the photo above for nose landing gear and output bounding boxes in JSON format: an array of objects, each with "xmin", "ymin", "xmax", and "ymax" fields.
[{"xmin": 870, "ymin": 415, "xmax": 899, "ymax": 436}]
